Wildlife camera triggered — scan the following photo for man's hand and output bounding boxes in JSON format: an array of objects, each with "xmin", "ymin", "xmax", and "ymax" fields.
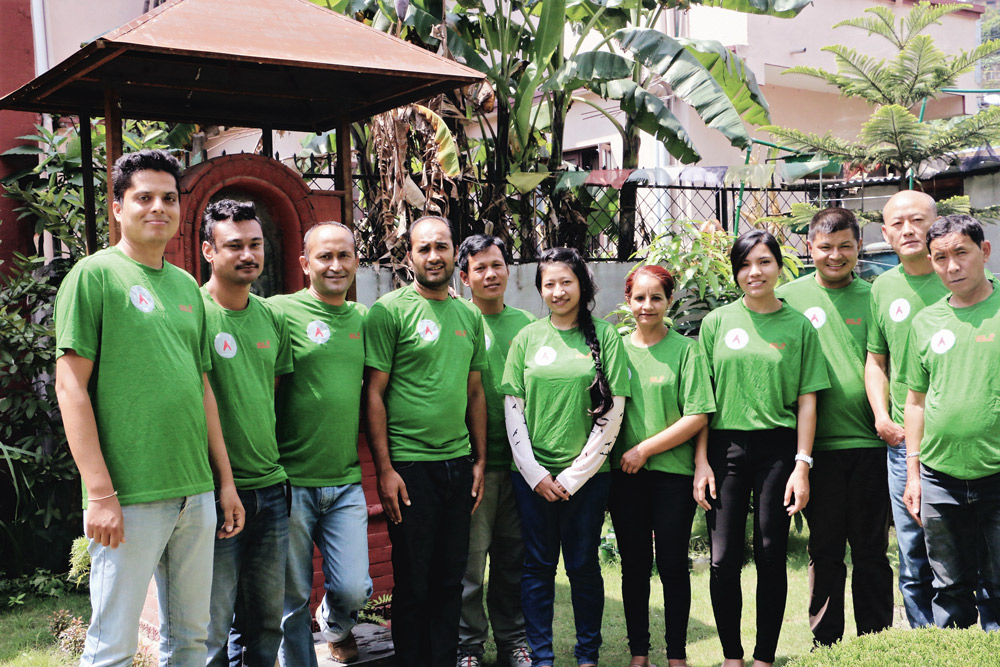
[
  {"xmin": 471, "ymin": 459, "xmax": 486, "ymax": 515},
  {"xmin": 875, "ymin": 417, "xmax": 905, "ymax": 446},
  {"xmin": 87, "ymin": 496, "xmax": 125, "ymax": 548},
  {"xmin": 693, "ymin": 461, "xmax": 716, "ymax": 511},
  {"xmin": 217, "ymin": 484, "xmax": 245, "ymax": 538},
  {"xmin": 534, "ymin": 475, "xmax": 570, "ymax": 503},
  {"xmin": 904, "ymin": 476, "xmax": 922, "ymax": 526},
  {"xmin": 620, "ymin": 445, "xmax": 650, "ymax": 474},
  {"xmin": 784, "ymin": 464, "xmax": 810, "ymax": 516},
  {"xmin": 379, "ymin": 469, "xmax": 410, "ymax": 524}
]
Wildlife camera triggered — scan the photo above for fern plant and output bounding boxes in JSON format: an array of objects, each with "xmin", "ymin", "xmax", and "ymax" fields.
[{"xmin": 761, "ymin": 2, "xmax": 1000, "ymax": 184}]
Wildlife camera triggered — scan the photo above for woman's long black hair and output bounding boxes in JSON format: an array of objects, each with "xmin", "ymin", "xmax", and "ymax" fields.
[
  {"xmin": 730, "ymin": 229, "xmax": 783, "ymax": 283},
  {"xmin": 535, "ymin": 247, "xmax": 615, "ymax": 420}
]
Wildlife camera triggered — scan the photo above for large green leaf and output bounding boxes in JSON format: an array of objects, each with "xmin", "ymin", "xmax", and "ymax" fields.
[
  {"xmin": 698, "ymin": 0, "xmax": 811, "ymax": 19},
  {"xmin": 615, "ymin": 28, "xmax": 757, "ymax": 148},
  {"xmin": 601, "ymin": 80, "xmax": 700, "ymax": 163},
  {"xmin": 507, "ymin": 171, "xmax": 550, "ymax": 194},
  {"xmin": 541, "ymin": 51, "xmax": 632, "ymax": 92},
  {"xmin": 512, "ymin": 0, "xmax": 566, "ymax": 149},
  {"xmin": 414, "ymin": 104, "xmax": 461, "ymax": 178},
  {"xmin": 680, "ymin": 37, "xmax": 770, "ymax": 126}
]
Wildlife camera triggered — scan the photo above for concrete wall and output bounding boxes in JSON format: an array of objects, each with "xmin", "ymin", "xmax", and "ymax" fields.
[{"xmin": 355, "ymin": 261, "xmax": 636, "ymax": 320}]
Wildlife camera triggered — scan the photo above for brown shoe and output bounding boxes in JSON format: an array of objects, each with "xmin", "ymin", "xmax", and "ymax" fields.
[{"xmin": 328, "ymin": 633, "xmax": 359, "ymax": 663}]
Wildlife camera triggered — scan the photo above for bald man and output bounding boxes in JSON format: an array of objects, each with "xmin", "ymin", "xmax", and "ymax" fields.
[{"xmin": 269, "ymin": 223, "xmax": 372, "ymax": 666}]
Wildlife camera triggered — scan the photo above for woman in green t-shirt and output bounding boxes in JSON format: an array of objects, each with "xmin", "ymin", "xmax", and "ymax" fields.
[
  {"xmin": 610, "ymin": 265, "xmax": 716, "ymax": 667},
  {"xmin": 501, "ymin": 247, "xmax": 629, "ymax": 667},
  {"xmin": 695, "ymin": 230, "xmax": 828, "ymax": 667}
]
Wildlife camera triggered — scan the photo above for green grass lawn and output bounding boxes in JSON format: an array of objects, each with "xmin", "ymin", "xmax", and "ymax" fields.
[{"xmin": 0, "ymin": 592, "xmax": 90, "ymax": 666}]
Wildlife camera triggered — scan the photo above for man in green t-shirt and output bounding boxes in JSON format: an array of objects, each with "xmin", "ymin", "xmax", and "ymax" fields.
[
  {"xmin": 364, "ymin": 216, "xmax": 488, "ymax": 667},
  {"xmin": 777, "ymin": 208, "xmax": 892, "ymax": 646},
  {"xmin": 199, "ymin": 200, "xmax": 293, "ymax": 667},
  {"xmin": 455, "ymin": 235, "xmax": 534, "ymax": 667},
  {"xmin": 865, "ymin": 189, "xmax": 941, "ymax": 628},
  {"xmin": 902, "ymin": 215, "xmax": 1000, "ymax": 629},
  {"xmin": 269, "ymin": 222, "xmax": 372, "ymax": 667},
  {"xmin": 54, "ymin": 150, "xmax": 243, "ymax": 666}
]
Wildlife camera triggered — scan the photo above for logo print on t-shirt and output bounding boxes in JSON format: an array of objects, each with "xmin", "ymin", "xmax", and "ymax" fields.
[
  {"xmin": 930, "ymin": 329, "xmax": 956, "ymax": 354},
  {"xmin": 534, "ymin": 346, "xmax": 557, "ymax": 366},
  {"xmin": 214, "ymin": 332, "xmax": 238, "ymax": 359},
  {"xmin": 417, "ymin": 319, "xmax": 440, "ymax": 342},
  {"xmin": 724, "ymin": 328, "xmax": 749, "ymax": 350},
  {"xmin": 129, "ymin": 285, "xmax": 155, "ymax": 313},
  {"xmin": 307, "ymin": 320, "xmax": 331, "ymax": 345},
  {"xmin": 889, "ymin": 298, "xmax": 911, "ymax": 323},
  {"xmin": 804, "ymin": 307, "xmax": 826, "ymax": 329},
  {"xmin": 485, "ymin": 334, "xmax": 492, "ymax": 350}
]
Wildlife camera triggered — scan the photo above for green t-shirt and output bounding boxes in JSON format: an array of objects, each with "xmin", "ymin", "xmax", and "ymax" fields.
[
  {"xmin": 482, "ymin": 306, "xmax": 537, "ymax": 471},
  {"xmin": 777, "ymin": 275, "xmax": 880, "ymax": 451},
  {"xmin": 364, "ymin": 285, "xmax": 488, "ymax": 461},
  {"xmin": 699, "ymin": 298, "xmax": 830, "ymax": 431},
  {"xmin": 202, "ymin": 289, "xmax": 293, "ymax": 489},
  {"xmin": 902, "ymin": 283, "xmax": 1000, "ymax": 480},
  {"xmin": 613, "ymin": 330, "xmax": 716, "ymax": 475},
  {"xmin": 500, "ymin": 316, "xmax": 630, "ymax": 475},
  {"xmin": 868, "ymin": 264, "xmax": 949, "ymax": 425},
  {"xmin": 54, "ymin": 247, "xmax": 214, "ymax": 506},
  {"xmin": 268, "ymin": 290, "xmax": 367, "ymax": 487}
]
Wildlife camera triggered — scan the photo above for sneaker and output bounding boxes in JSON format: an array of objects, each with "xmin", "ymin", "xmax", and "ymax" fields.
[
  {"xmin": 505, "ymin": 646, "xmax": 532, "ymax": 667},
  {"xmin": 328, "ymin": 633, "xmax": 359, "ymax": 663},
  {"xmin": 457, "ymin": 654, "xmax": 481, "ymax": 667}
]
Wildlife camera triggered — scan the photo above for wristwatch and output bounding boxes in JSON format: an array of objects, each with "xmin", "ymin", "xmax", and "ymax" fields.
[{"xmin": 794, "ymin": 453, "xmax": 814, "ymax": 469}]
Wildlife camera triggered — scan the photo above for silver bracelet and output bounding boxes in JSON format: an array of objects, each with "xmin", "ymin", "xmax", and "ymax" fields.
[
  {"xmin": 89, "ymin": 490, "xmax": 119, "ymax": 501},
  {"xmin": 906, "ymin": 451, "xmax": 921, "ymax": 459}
]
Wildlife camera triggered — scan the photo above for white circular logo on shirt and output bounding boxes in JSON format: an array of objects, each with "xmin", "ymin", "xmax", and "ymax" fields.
[
  {"xmin": 889, "ymin": 298, "xmax": 911, "ymax": 323},
  {"xmin": 534, "ymin": 346, "xmax": 557, "ymax": 366},
  {"xmin": 804, "ymin": 307, "xmax": 826, "ymax": 329},
  {"xmin": 417, "ymin": 319, "xmax": 440, "ymax": 342},
  {"xmin": 129, "ymin": 285, "xmax": 155, "ymax": 313},
  {"xmin": 724, "ymin": 328, "xmax": 749, "ymax": 350},
  {"xmin": 307, "ymin": 320, "xmax": 331, "ymax": 345},
  {"xmin": 485, "ymin": 334, "xmax": 492, "ymax": 350},
  {"xmin": 931, "ymin": 329, "xmax": 956, "ymax": 355},
  {"xmin": 214, "ymin": 332, "xmax": 238, "ymax": 358}
]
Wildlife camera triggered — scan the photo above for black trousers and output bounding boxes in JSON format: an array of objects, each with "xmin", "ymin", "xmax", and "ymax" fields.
[
  {"xmin": 706, "ymin": 428, "xmax": 796, "ymax": 663},
  {"xmin": 608, "ymin": 468, "xmax": 696, "ymax": 660},
  {"xmin": 805, "ymin": 448, "xmax": 893, "ymax": 645},
  {"xmin": 387, "ymin": 456, "xmax": 473, "ymax": 667}
]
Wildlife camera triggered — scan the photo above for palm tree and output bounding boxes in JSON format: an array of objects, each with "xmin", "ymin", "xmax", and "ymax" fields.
[{"xmin": 761, "ymin": 2, "xmax": 1000, "ymax": 188}]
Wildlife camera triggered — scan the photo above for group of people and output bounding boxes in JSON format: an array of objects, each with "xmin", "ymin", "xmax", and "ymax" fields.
[{"xmin": 53, "ymin": 148, "xmax": 1000, "ymax": 667}]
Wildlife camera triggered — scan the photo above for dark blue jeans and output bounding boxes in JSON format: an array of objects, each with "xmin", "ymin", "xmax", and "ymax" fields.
[
  {"xmin": 921, "ymin": 465, "xmax": 1000, "ymax": 629},
  {"xmin": 387, "ymin": 456, "xmax": 473, "ymax": 667},
  {"xmin": 207, "ymin": 483, "xmax": 289, "ymax": 667},
  {"xmin": 512, "ymin": 471, "xmax": 610, "ymax": 667}
]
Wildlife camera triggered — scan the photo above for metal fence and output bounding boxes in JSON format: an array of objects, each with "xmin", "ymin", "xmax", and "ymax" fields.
[{"xmin": 302, "ymin": 170, "xmax": 820, "ymax": 263}]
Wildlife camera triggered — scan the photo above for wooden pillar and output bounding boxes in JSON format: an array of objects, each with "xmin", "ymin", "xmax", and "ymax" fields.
[
  {"xmin": 104, "ymin": 85, "xmax": 123, "ymax": 245},
  {"xmin": 261, "ymin": 124, "xmax": 273, "ymax": 160},
  {"xmin": 79, "ymin": 114, "xmax": 98, "ymax": 255},
  {"xmin": 335, "ymin": 117, "xmax": 356, "ymax": 301}
]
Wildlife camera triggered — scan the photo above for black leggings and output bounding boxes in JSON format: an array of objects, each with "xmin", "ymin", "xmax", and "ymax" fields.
[
  {"xmin": 608, "ymin": 469, "xmax": 696, "ymax": 659},
  {"xmin": 706, "ymin": 428, "xmax": 796, "ymax": 663}
]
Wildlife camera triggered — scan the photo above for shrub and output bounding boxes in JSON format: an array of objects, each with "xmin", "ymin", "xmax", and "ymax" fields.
[
  {"xmin": 57, "ymin": 616, "xmax": 87, "ymax": 656},
  {"xmin": 789, "ymin": 627, "xmax": 1000, "ymax": 666}
]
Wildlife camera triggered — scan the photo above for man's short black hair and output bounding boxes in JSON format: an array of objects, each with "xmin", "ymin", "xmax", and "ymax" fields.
[
  {"xmin": 927, "ymin": 214, "xmax": 985, "ymax": 249},
  {"xmin": 809, "ymin": 206, "xmax": 860, "ymax": 242},
  {"xmin": 202, "ymin": 199, "xmax": 258, "ymax": 248},
  {"xmin": 111, "ymin": 149, "xmax": 182, "ymax": 203},
  {"xmin": 406, "ymin": 216, "xmax": 454, "ymax": 250},
  {"xmin": 457, "ymin": 234, "xmax": 511, "ymax": 273}
]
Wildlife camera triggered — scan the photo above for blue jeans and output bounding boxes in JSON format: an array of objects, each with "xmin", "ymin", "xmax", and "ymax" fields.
[
  {"xmin": 279, "ymin": 483, "xmax": 371, "ymax": 667},
  {"xmin": 512, "ymin": 471, "xmax": 610, "ymax": 667},
  {"xmin": 207, "ymin": 484, "xmax": 289, "ymax": 667},
  {"xmin": 387, "ymin": 457, "xmax": 473, "ymax": 667},
  {"xmin": 887, "ymin": 442, "xmax": 935, "ymax": 627},
  {"xmin": 921, "ymin": 466, "xmax": 1000, "ymax": 629},
  {"xmin": 81, "ymin": 492, "xmax": 215, "ymax": 667}
]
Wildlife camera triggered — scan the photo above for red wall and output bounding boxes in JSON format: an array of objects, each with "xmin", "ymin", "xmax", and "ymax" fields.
[{"xmin": 0, "ymin": 0, "xmax": 40, "ymax": 271}]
